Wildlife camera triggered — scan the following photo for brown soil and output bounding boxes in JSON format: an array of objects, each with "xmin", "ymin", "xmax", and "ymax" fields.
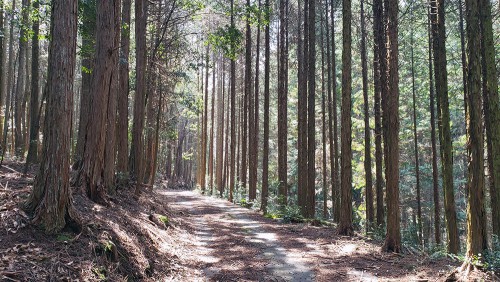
[{"xmin": 0, "ymin": 161, "xmax": 498, "ymax": 281}]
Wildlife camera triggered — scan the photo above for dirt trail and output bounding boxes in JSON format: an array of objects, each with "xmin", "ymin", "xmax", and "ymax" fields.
[
  {"xmin": 164, "ymin": 190, "xmax": 314, "ymax": 281},
  {"xmin": 163, "ymin": 189, "xmax": 464, "ymax": 282}
]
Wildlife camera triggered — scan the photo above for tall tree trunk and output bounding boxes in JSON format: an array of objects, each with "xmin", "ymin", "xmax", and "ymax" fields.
[
  {"xmin": 130, "ymin": 0, "xmax": 147, "ymax": 191},
  {"xmin": 151, "ymin": 74, "xmax": 163, "ymax": 186},
  {"xmin": 329, "ymin": 0, "xmax": 340, "ymax": 222},
  {"xmin": 25, "ymin": 0, "xmax": 40, "ymax": 168},
  {"xmin": 209, "ymin": 54, "xmax": 216, "ymax": 194},
  {"xmin": 2, "ymin": 0, "xmax": 15, "ymax": 160},
  {"xmin": 241, "ymin": 0, "xmax": 252, "ymax": 195},
  {"xmin": 236, "ymin": 89, "xmax": 241, "ymax": 185},
  {"xmin": 320, "ymin": 6, "xmax": 327, "ymax": 218},
  {"xmin": 261, "ymin": 0, "xmax": 270, "ymax": 213},
  {"xmin": 278, "ymin": 0, "xmax": 288, "ymax": 207},
  {"xmin": 410, "ymin": 10, "xmax": 422, "ymax": 245},
  {"xmin": 338, "ymin": 0, "xmax": 353, "ymax": 235},
  {"xmin": 430, "ymin": 0, "xmax": 460, "ymax": 254},
  {"xmin": 104, "ymin": 0, "xmax": 120, "ymax": 192},
  {"xmin": 0, "ymin": 0, "xmax": 4, "ymax": 146},
  {"xmin": 297, "ymin": 0, "xmax": 308, "ymax": 216},
  {"xmin": 427, "ymin": 8, "xmax": 440, "ymax": 245},
  {"xmin": 249, "ymin": 1, "xmax": 261, "ymax": 202},
  {"xmin": 74, "ymin": 0, "xmax": 95, "ymax": 169},
  {"xmin": 200, "ymin": 46, "xmax": 209, "ymax": 192},
  {"xmin": 223, "ymin": 67, "xmax": 230, "ymax": 195},
  {"xmin": 79, "ymin": 0, "xmax": 120, "ymax": 202},
  {"xmin": 458, "ymin": 0, "xmax": 468, "ymax": 198},
  {"xmin": 14, "ymin": 0, "xmax": 29, "ymax": 157},
  {"xmin": 479, "ymin": 0, "xmax": 500, "ymax": 237},
  {"xmin": 325, "ymin": 0, "xmax": 335, "ymax": 221},
  {"xmin": 381, "ymin": 0, "xmax": 401, "ymax": 253},
  {"xmin": 143, "ymin": 1, "xmax": 161, "ymax": 187},
  {"xmin": 22, "ymin": 42, "xmax": 30, "ymax": 151},
  {"xmin": 464, "ymin": 0, "xmax": 487, "ymax": 261},
  {"xmin": 228, "ymin": 0, "xmax": 236, "ymax": 202},
  {"xmin": 24, "ymin": 0, "xmax": 80, "ymax": 233},
  {"xmin": 306, "ymin": 0, "xmax": 316, "ymax": 218},
  {"xmin": 372, "ymin": 0, "xmax": 384, "ymax": 227},
  {"xmin": 360, "ymin": 0, "xmax": 373, "ymax": 227},
  {"xmin": 216, "ymin": 56, "xmax": 225, "ymax": 195},
  {"xmin": 116, "ymin": 0, "xmax": 131, "ymax": 174}
]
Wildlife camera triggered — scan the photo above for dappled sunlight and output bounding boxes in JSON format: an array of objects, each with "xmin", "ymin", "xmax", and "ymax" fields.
[
  {"xmin": 347, "ymin": 269, "xmax": 379, "ymax": 281},
  {"xmin": 340, "ymin": 243, "xmax": 358, "ymax": 255}
]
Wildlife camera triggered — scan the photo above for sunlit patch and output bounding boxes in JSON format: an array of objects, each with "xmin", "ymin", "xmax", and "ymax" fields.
[
  {"xmin": 255, "ymin": 232, "xmax": 277, "ymax": 241},
  {"xmin": 341, "ymin": 243, "xmax": 358, "ymax": 255},
  {"xmin": 347, "ymin": 269, "xmax": 378, "ymax": 281}
]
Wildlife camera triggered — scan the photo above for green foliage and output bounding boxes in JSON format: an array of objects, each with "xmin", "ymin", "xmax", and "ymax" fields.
[
  {"xmin": 206, "ymin": 25, "xmax": 243, "ymax": 60},
  {"xmin": 56, "ymin": 234, "xmax": 72, "ymax": 243},
  {"xmin": 81, "ymin": 66, "xmax": 92, "ymax": 74},
  {"xmin": 178, "ymin": 0, "xmax": 205, "ymax": 12},
  {"xmin": 238, "ymin": 198, "xmax": 253, "ymax": 208},
  {"xmin": 366, "ymin": 224, "xmax": 386, "ymax": 241},
  {"xmin": 103, "ymin": 240, "xmax": 114, "ymax": 253},
  {"xmin": 448, "ymin": 253, "xmax": 486, "ymax": 269},
  {"xmin": 401, "ymin": 222, "xmax": 420, "ymax": 247},
  {"xmin": 428, "ymin": 245, "xmax": 448, "ymax": 260},
  {"xmin": 485, "ymin": 235, "xmax": 500, "ymax": 271},
  {"xmin": 92, "ymin": 266, "xmax": 107, "ymax": 281},
  {"xmin": 281, "ymin": 205, "xmax": 304, "ymax": 224},
  {"xmin": 78, "ymin": 0, "xmax": 96, "ymax": 58},
  {"xmin": 158, "ymin": 215, "xmax": 169, "ymax": 225}
]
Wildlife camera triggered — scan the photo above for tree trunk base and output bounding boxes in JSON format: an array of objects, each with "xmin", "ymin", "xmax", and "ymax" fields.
[
  {"xmin": 337, "ymin": 225, "xmax": 354, "ymax": 236},
  {"xmin": 381, "ymin": 237, "xmax": 401, "ymax": 253},
  {"xmin": 26, "ymin": 196, "xmax": 81, "ymax": 234}
]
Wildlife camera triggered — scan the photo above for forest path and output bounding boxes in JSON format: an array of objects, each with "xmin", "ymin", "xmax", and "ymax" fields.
[
  {"xmin": 163, "ymin": 189, "xmax": 314, "ymax": 281},
  {"xmin": 162, "ymin": 189, "xmax": 459, "ymax": 282}
]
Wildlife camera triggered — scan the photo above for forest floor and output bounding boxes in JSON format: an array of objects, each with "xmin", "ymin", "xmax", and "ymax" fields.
[{"xmin": 0, "ymin": 161, "xmax": 497, "ymax": 281}]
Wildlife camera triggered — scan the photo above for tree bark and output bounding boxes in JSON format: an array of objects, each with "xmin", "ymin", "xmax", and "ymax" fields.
[
  {"xmin": 410, "ymin": 10, "xmax": 422, "ymax": 245},
  {"xmin": 464, "ymin": 0, "xmax": 487, "ymax": 260},
  {"xmin": 479, "ymin": 0, "xmax": 500, "ymax": 238},
  {"xmin": 338, "ymin": 0, "xmax": 353, "ymax": 235},
  {"xmin": 278, "ymin": 0, "xmax": 288, "ymax": 207},
  {"xmin": 329, "ymin": 0, "xmax": 340, "ymax": 222},
  {"xmin": 216, "ymin": 57, "xmax": 225, "ymax": 195},
  {"xmin": 200, "ymin": 46, "xmax": 209, "ymax": 192},
  {"xmin": 228, "ymin": 0, "xmax": 236, "ymax": 202},
  {"xmin": 0, "ymin": 1, "xmax": 5, "ymax": 146},
  {"xmin": 305, "ymin": 0, "xmax": 316, "ymax": 218},
  {"xmin": 2, "ymin": 0, "xmax": 15, "ymax": 160},
  {"xmin": 209, "ymin": 53, "xmax": 216, "ymax": 194},
  {"xmin": 249, "ymin": 0, "xmax": 261, "ymax": 202},
  {"xmin": 25, "ymin": 0, "xmax": 40, "ymax": 168},
  {"xmin": 430, "ymin": 0, "xmax": 460, "ymax": 254},
  {"xmin": 73, "ymin": 0, "xmax": 95, "ymax": 169},
  {"xmin": 325, "ymin": 0, "xmax": 334, "ymax": 221},
  {"xmin": 116, "ymin": 0, "xmax": 131, "ymax": 175},
  {"xmin": 79, "ymin": 0, "xmax": 120, "ymax": 202},
  {"xmin": 297, "ymin": 0, "xmax": 308, "ymax": 216},
  {"xmin": 130, "ymin": 0, "xmax": 148, "ymax": 192},
  {"xmin": 241, "ymin": 0, "xmax": 252, "ymax": 195},
  {"xmin": 14, "ymin": 0, "xmax": 29, "ymax": 157},
  {"xmin": 261, "ymin": 0, "xmax": 270, "ymax": 213},
  {"xmin": 24, "ymin": 0, "xmax": 80, "ymax": 234},
  {"xmin": 360, "ymin": 0, "xmax": 373, "ymax": 227},
  {"xmin": 381, "ymin": 0, "xmax": 401, "ymax": 253},
  {"xmin": 372, "ymin": 0, "xmax": 384, "ymax": 227},
  {"xmin": 427, "ymin": 8, "xmax": 440, "ymax": 245},
  {"xmin": 320, "ymin": 7, "xmax": 327, "ymax": 218}
]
